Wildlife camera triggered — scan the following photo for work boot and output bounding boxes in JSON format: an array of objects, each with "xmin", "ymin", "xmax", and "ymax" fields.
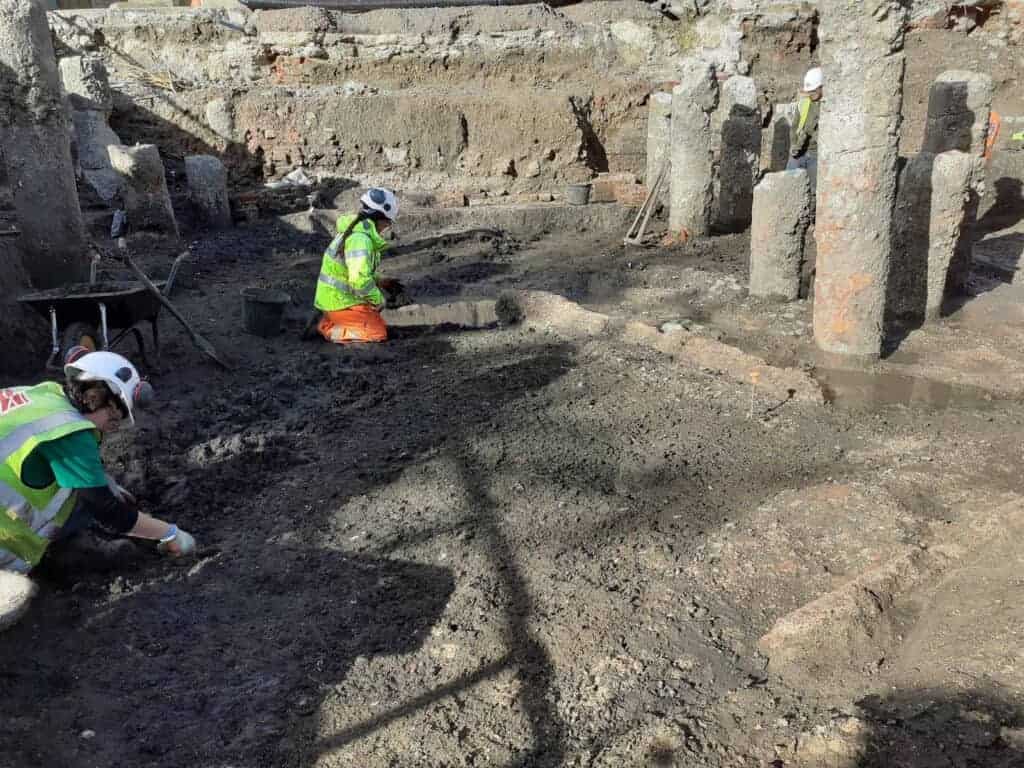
[
  {"xmin": 0, "ymin": 572, "xmax": 37, "ymax": 633},
  {"xmin": 300, "ymin": 310, "xmax": 323, "ymax": 341}
]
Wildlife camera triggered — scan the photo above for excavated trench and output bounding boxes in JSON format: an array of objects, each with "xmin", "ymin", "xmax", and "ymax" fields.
[
  {"xmin": 4, "ymin": 218, "xmax": 1024, "ymax": 767},
  {"xmin": 3, "ymin": 2, "xmax": 1024, "ymax": 766}
]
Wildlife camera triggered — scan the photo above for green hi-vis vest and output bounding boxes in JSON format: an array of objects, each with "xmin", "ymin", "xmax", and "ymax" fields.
[
  {"xmin": 313, "ymin": 214, "xmax": 388, "ymax": 313},
  {"xmin": 0, "ymin": 382, "xmax": 97, "ymax": 573}
]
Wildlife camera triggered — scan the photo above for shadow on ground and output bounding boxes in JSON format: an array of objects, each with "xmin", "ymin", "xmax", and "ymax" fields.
[{"xmin": 859, "ymin": 687, "xmax": 1024, "ymax": 767}]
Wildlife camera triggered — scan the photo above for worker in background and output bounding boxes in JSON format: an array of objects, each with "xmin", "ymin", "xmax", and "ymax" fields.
[
  {"xmin": 313, "ymin": 188, "xmax": 401, "ymax": 344},
  {"xmin": 0, "ymin": 350, "xmax": 196, "ymax": 631},
  {"xmin": 788, "ymin": 67, "xmax": 823, "ymax": 197}
]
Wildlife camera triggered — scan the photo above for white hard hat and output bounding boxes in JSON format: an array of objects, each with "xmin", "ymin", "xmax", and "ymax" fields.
[
  {"xmin": 803, "ymin": 67, "xmax": 823, "ymax": 92},
  {"xmin": 64, "ymin": 350, "xmax": 153, "ymax": 424},
  {"xmin": 359, "ymin": 187, "xmax": 399, "ymax": 221}
]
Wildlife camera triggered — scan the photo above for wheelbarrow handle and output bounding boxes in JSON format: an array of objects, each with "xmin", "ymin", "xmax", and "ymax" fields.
[{"xmin": 121, "ymin": 252, "xmax": 232, "ymax": 371}]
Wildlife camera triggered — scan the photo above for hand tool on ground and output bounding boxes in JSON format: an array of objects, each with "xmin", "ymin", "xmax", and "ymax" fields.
[
  {"xmin": 120, "ymin": 244, "xmax": 232, "ymax": 370},
  {"xmin": 624, "ymin": 159, "xmax": 668, "ymax": 247}
]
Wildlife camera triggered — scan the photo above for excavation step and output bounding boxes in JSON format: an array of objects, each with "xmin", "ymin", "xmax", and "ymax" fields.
[{"xmin": 382, "ymin": 300, "xmax": 497, "ymax": 329}]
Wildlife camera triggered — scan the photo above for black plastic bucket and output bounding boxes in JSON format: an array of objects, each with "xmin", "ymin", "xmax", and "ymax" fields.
[
  {"xmin": 566, "ymin": 183, "xmax": 591, "ymax": 205},
  {"xmin": 242, "ymin": 288, "xmax": 290, "ymax": 337}
]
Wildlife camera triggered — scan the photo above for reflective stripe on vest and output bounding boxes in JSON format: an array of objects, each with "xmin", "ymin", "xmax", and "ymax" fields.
[
  {"xmin": 0, "ymin": 411, "xmax": 87, "ymax": 463},
  {"xmin": 315, "ymin": 216, "xmax": 385, "ymax": 312},
  {"xmin": 318, "ymin": 254, "xmax": 377, "ymax": 298},
  {"xmin": 0, "ymin": 482, "xmax": 73, "ymax": 570},
  {"xmin": 797, "ymin": 97, "xmax": 812, "ymax": 133},
  {"xmin": 319, "ymin": 273, "xmax": 366, "ymax": 296},
  {"xmin": 0, "ymin": 384, "xmax": 93, "ymax": 572}
]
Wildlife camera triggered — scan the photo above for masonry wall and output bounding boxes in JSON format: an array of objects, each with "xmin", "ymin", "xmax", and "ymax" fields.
[{"xmin": 50, "ymin": 3, "xmax": 687, "ymax": 199}]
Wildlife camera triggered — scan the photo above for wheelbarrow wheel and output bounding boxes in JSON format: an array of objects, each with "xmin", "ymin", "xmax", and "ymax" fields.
[{"xmin": 61, "ymin": 322, "xmax": 99, "ymax": 361}]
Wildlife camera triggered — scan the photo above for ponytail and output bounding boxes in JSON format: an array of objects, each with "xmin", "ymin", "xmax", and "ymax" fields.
[{"xmin": 339, "ymin": 208, "xmax": 370, "ymax": 245}]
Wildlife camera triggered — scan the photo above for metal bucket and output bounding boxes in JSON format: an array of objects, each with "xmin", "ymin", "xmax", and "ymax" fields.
[
  {"xmin": 566, "ymin": 183, "xmax": 591, "ymax": 205},
  {"xmin": 242, "ymin": 288, "xmax": 290, "ymax": 337}
]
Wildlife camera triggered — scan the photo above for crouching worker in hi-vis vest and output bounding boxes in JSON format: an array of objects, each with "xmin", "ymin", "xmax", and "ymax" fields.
[
  {"xmin": 0, "ymin": 349, "xmax": 196, "ymax": 633},
  {"xmin": 314, "ymin": 187, "xmax": 400, "ymax": 344}
]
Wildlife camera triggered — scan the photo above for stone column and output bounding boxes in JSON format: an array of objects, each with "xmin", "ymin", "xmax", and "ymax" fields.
[
  {"xmin": 645, "ymin": 91, "xmax": 672, "ymax": 205},
  {"xmin": 923, "ymin": 70, "xmax": 994, "ymax": 156},
  {"xmin": 717, "ymin": 75, "xmax": 761, "ymax": 231},
  {"xmin": 0, "ymin": 0, "xmax": 88, "ymax": 288},
  {"xmin": 749, "ymin": 169, "xmax": 812, "ymax": 301},
  {"xmin": 185, "ymin": 155, "xmax": 232, "ymax": 229},
  {"xmin": 763, "ymin": 101, "xmax": 799, "ymax": 173},
  {"xmin": 926, "ymin": 151, "xmax": 977, "ymax": 319},
  {"xmin": 921, "ymin": 70, "xmax": 992, "ymax": 294},
  {"xmin": 892, "ymin": 151, "xmax": 978, "ymax": 322},
  {"xmin": 108, "ymin": 144, "xmax": 179, "ymax": 239},
  {"xmin": 60, "ymin": 55, "xmax": 124, "ymax": 205},
  {"xmin": 669, "ymin": 60, "xmax": 718, "ymax": 239},
  {"xmin": 813, "ymin": 0, "xmax": 907, "ymax": 357}
]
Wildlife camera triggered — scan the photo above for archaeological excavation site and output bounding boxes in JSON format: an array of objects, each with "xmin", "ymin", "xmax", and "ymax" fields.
[{"xmin": 4, "ymin": 0, "xmax": 1024, "ymax": 765}]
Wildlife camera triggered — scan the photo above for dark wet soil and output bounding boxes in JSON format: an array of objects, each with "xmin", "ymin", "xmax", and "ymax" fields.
[{"xmin": 4, "ymin": 217, "xmax": 1024, "ymax": 768}]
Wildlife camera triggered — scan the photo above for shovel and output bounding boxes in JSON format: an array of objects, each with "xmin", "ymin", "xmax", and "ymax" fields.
[
  {"xmin": 120, "ymin": 246, "xmax": 233, "ymax": 370},
  {"xmin": 624, "ymin": 159, "xmax": 669, "ymax": 247}
]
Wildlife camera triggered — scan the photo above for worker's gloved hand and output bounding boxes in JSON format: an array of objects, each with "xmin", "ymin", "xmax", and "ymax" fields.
[
  {"xmin": 156, "ymin": 525, "xmax": 197, "ymax": 558},
  {"xmin": 377, "ymin": 277, "xmax": 403, "ymax": 293}
]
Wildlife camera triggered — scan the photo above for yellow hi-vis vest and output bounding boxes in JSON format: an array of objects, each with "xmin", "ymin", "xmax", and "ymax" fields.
[
  {"xmin": 0, "ymin": 382, "xmax": 97, "ymax": 573},
  {"xmin": 313, "ymin": 215, "xmax": 387, "ymax": 312},
  {"xmin": 797, "ymin": 96, "xmax": 812, "ymax": 132}
]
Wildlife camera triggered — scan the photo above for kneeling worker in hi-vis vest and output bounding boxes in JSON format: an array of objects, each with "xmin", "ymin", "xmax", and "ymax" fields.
[
  {"xmin": 0, "ymin": 349, "xmax": 196, "ymax": 633},
  {"xmin": 314, "ymin": 187, "xmax": 401, "ymax": 344}
]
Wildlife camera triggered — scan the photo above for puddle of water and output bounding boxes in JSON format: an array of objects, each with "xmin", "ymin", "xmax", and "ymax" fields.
[{"xmin": 814, "ymin": 367, "xmax": 999, "ymax": 410}]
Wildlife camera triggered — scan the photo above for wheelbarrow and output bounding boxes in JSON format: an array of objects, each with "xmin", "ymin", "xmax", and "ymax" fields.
[{"xmin": 18, "ymin": 276, "xmax": 173, "ymax": 370}]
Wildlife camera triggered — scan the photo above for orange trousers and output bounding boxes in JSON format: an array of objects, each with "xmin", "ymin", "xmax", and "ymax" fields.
[{"xmin": 318, "ymin": 305, "xmax": 388, "ymax": 344}]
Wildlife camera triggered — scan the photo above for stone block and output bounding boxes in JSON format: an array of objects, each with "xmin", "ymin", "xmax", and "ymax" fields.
[
  {"xmin": 71, "ymin": 110, "xmax": 123, "ymax": 204},
  {"xmin": 717, "ymin": 75, "xmax": 761, "ymax": 231},
  {"xmin": 382, "ymin": 300, "xmax": 497, "ymax": 329},
  {"xmin": 923, "ymin": 70, "xmax": 994, "ymax": 157},
  {"xmin": 749, "ymin": 169, "xmax": 811, "ymax": 301},
  {"xmin": 205, "ymin": 98, "xmax": 235, "ymax": 141},
  {"xmin": 108, "ymin": 144, "xmax": 179, "ymax": 238},
  {"xmin": 0, "ymin": 571, "xmax": 36, "ymax": 633},
  {"xmin": 590, "ymin": 172, "xmax": 638, "ymax": 204},
  {"xmin": 893, "ymin": 150, "xmax": 983, "ymax": 323},
  {"xmin": 763, "ymin": 101, "xmax": 798, "ymax": 172},
  {"xmin": 185, "ymin": 154, "xmax": 232, "ymax": 229},
  {"xmin": 436, "ymin": 190, "xmax": 468, "ymax": 209},
  {"xmin": 615, "ymin": 183, "xmax": 648, "ymax": 207},
  {"xmin": 59, "ymin": 55, "xmax": 112, "ymax": 113}
]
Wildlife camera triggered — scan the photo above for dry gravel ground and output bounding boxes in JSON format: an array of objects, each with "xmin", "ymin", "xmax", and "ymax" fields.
[{"xmin": 3, "ymin": 214, "xmax": 1024, "ymax": 767}]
